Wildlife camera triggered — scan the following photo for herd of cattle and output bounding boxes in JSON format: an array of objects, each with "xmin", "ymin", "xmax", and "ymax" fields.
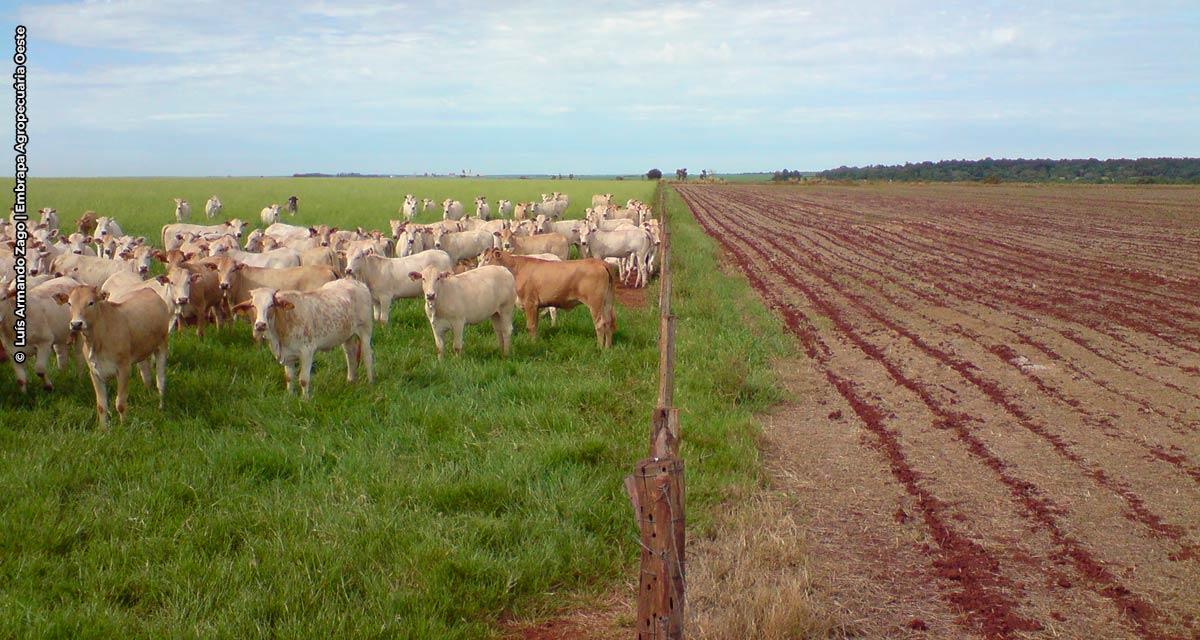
[{"xmin": 0, "ymin": 192, "xmax": 662, "ymax": 428}]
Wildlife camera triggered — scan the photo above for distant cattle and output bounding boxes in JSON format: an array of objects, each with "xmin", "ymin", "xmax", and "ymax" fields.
[
  {"xmin": 260, "ymin": 204, "xmax": 281, "ymax": 226},
  {"xmin": 442, "ymin": 199, "xmax": 466, "ymax": 221},
  {"xmin": 205, "ymin": 195, "xmax": 222, "ymax": 219},
  {"xmin": 174, "ymin": 198, "xmax": 190, "ymax": 223},
  {"xmin": 285, "ymin": 196, "xmax": 299, "ymax": 215}
]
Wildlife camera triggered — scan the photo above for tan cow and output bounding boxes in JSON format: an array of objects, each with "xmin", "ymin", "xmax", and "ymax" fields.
[
  {"xmin": 231, "ymin": 279, "xmax": 374, "ymax": 397},
  {"xmin": 0, "ymin": 276, "xmax": 82, "ymax": 392},
  {"xmin": 205, "ymin": 256, "xmax": 338, "ymax": 307},
  {"xmin": 492, "ymin": 227, "xmax": 569, "ymax": 260},
  {"xmin": 479, "ymin": 248, "xmax": 616, "ymax": 348},
  {"xmin": 53, "ymin": 285, "xmax": 171, "ymax": 428},
  {"xmin": 408, "ymin": 264, "xmax": 516, "ymax": 361}
]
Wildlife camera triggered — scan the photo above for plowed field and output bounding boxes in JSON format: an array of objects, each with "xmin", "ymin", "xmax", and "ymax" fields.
[{"xmin": 676, "ymin": 183, "xmax": 1200, "ymax": 639}]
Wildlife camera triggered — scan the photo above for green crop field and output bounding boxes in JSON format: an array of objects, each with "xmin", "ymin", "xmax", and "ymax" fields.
[{"xmin": 1, "ymin": 178, "xmax": 787, "ymax": 638}]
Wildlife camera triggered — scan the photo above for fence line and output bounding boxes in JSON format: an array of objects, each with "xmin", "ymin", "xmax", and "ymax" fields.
[{"xmin": 628, "ymin": 181, "xmax": 685, "ymax": 639}]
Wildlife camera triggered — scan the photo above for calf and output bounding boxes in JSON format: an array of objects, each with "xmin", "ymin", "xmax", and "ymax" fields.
[
  {"xmin": 345, "ymin": 246, "xmax": 453, "ymax": 323},
  {"xmin": 479, "ymin": 248, "xmax": 615, "ymax": 348},
  {"xmin": 408, "ymin": 264, "xmax": 516, "ymax": 361},
  {"xmin": 285, "ymin": 196, "xmax": 299, "ymax": 215},
  {"xmin": 53, "ymin": 285, "xmax": 170, "ymax": 428},
  {"xmin": 231, "ymin": 279, "xmax": 374, "ymax": 397}
]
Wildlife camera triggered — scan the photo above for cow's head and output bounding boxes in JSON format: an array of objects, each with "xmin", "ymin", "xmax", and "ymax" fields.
[{"xmin": 54, "ymin": 285, "xmax": 107, "ymax": 332}]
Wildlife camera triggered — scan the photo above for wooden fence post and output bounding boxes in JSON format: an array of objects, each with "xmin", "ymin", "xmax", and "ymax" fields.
[{"xmin": 630, "ymin": 456, "xmax": 685, "ymax": 640}]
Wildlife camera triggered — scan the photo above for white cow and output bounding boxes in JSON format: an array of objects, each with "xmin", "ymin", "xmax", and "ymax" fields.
[
  {"xmin": 38, "ymin": 208, "xmax": 59, "ymax": 234},
  {"xmin": 232, "ymin": 279, "xmax": 374, "ymax": 398},
  {"xmin": 52, "ymin": 253, "xmax": 139, "ymax": 287},
  {"xmin": 408, "ymin": 264, "xmax": 516, "ymax": 361},
  {"xmin": 205, "ymin": 195, "xmax": 222, "ymax": 219},
  {"xmin": 345, "ymin": 246, "xmax": 454, "ymax": 323},
  {"xmin": 474, "ymin": 196, "xmax": 491, "ymax": 220},
  {"xmin": 579, "ymin": 224, "xmax": 653, "ymax": 288},
  {"xmin": 442, "ymin": 199, "xmax": 465, "ymax": 221},
  {"xmin": 431, "ymin": 227, "xmax": 492, "ymax": 264},
  {"xmin": 260, "ymin": 204, "xmax": 281, "ymax": 226},
  {"xmin": 174, "ymin": 198, "xmax": 190, "ymax": 223},
  {"xmin": 496, "ymin": 199, "xmax": 514, "ymax": 218},
  {"xmin": 401, "ymin": 194, "xmax": 418, "ymax": 221}
]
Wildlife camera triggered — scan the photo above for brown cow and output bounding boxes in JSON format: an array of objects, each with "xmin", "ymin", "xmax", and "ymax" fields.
[
  {"xmin": 53, "ymin": 285, "xmax": 171, "ymax": 428},
  {"xmin": 478, "ymin": 248, "xmax": 616, "ymax": 348}
]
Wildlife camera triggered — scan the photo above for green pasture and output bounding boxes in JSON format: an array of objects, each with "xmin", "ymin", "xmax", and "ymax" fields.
[{"xmin": 1, "ymin": 179, "xmax": 789, "ymax": 638}]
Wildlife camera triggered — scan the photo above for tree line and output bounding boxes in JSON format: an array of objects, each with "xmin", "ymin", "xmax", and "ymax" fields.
[{"xmin": 802, "ymin": 158, "xmax": 1200, "ymax": 184}]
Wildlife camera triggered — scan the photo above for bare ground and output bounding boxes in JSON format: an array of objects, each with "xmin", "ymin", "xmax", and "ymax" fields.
[{"xmin": 678, "ymin": 183, "xmax": 1200, "ymax": 640}]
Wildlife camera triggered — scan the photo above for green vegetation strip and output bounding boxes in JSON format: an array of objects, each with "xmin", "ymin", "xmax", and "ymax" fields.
[{"xmin": 1, "ymin": 178, "xmax": 789, "ymax": 638}]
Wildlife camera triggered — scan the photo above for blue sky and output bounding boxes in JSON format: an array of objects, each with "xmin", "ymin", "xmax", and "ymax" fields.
[{"xmin": 6, "ymin": 0, "xmax": 1199, "ymax": 177}]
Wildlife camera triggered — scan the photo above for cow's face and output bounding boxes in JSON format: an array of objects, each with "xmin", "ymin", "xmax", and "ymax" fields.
[
  {"xmin": 245, "ymin": 288, "xmax": 280, "ymax": 333},
  {"xmin": 409, "ymin": 266, "xmax": 448, "ymax": 314},
  {"xmin": 344, "ymin": 246, "xmax": 372, "ymax": 277},
  {"xmin": 57, "ymin": 285, "xmax": 104, "ymax": 332},
  {"xmin": 166, "ymin": 267, "xmax": 197, "ymax": 306}
]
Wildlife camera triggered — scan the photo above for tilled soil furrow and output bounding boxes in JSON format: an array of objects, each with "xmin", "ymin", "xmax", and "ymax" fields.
[
  {"xmin": 678, "ymin": 184, "xmax": 1200, "ymax": 639},
  {"xmin": 714, "ymin": 193, "xmax": 1200, "ymax": 569}
]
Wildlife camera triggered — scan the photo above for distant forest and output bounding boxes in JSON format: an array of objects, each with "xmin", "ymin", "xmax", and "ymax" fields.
[{"xmin": 795, "ymin": 158, "xmax": 1200, "ymax": 184}]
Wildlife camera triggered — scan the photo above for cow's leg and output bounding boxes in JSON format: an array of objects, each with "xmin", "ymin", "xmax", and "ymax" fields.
[
  {"xmin": 342, "ymin": 340, "xmax": 359, "ymax": 383},
  {"xmin": 195, "ymin": 306, "xmax": 207, "ymax": 337},
  {"xmin": 11, "ymin": 351, "xmax": 27, "ymax": 393},
  {"xmin": 590, "ymin": 303, "xmax": 606, "ymax": 349},
  {"xmin": 491, "ymin": 313, "xmax": 510, "ymax": 356},
  {"xmin": 299, "ymin": 351, "xmax": 314, "ymax": 398},
  {"xmin": 115, "ymin": 365, "xmax": 130, "ymax": 424},
  {"xmin": 54, "ymin": 343, "xmax": 70, "ymax": 370},
  {"xmin": 359, "ymin": 331, "xmax": 375, "ymax": 384},
  {"xmin": 36, "ymin": 345, "xmax": 54, "ymax": 390},
  {"xmin": 155, "ymin": 345, "xmax": 167, "ymax": 409},
  {"xmin": 378, "ymin": 296, "xmax": 391, "ymax": 324},
  {"xmin": 283, "ymin": 359, "xmax": 298, "ymax": 394},
  {"xmin": 451, "ymin": 321, "xmax": 465, "ymax": 357},
  {"xmin": 548, "ymin": 307, "xmax": 558, "ymax": 327},
  {"xmin": 524, "ymin": 300, "xmax": 540, "ymax": 340},
  {"xmin": 137, "ymin": 360, "xmax": 154, "ymax": 387},
  {"xmin": 89, "ymin": 368, "xmax": 109, "ymax": 429},
  {"xmin": 432, "ymin": 323, "xmax": 447, "ymax": 362}
]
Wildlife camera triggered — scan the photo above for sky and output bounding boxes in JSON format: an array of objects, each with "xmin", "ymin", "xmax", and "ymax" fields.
[{"xmin": 5, "ymin": 0, "xmax": 1199, "ymax": 177}]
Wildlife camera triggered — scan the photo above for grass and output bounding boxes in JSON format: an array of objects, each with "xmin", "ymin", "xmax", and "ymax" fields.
[{"xmin": 2, "ymin": 178, "xmax": 791, "ymax": 638}]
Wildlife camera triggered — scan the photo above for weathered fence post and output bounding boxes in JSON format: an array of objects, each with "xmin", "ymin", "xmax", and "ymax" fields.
[{"xmin": 631, "ymin": 456, "xmax": 685, "ymax": 640}]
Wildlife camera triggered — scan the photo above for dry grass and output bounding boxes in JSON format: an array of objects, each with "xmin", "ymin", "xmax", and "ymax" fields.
[{"xmin": 687, "ymin": 490, "xmax": 851, "ymax": 639}]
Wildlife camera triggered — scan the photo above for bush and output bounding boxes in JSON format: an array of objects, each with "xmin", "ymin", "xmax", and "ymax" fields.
[{"xmin": 647, "ymin": 168, "xmax": 663, "ymax": 180}]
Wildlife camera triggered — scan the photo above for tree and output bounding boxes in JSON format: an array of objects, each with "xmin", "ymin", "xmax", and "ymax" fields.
[
  {"xmin": 676, "ymin": 168, "xmax": 688, "ymax": 181},
  {"xmin": 647, "ymin": 168, "xmax": 662, "ymax": 180}
]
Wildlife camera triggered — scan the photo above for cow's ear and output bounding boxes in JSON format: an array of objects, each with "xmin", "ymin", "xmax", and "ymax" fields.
[
  {"xmin": 204, "ymin": 262, "xmax": 218, "ymax": 271},
  {"xmin": 234, "ymin": 263, "xmax": 247, "ymax": 271},
  {"xmin": 52, "ymin": 292, "xmax": 69, "ymax": 305},
  {"xmin": 408, "ymin": 271, "xmax": 422, "ymax": 282},
  {"xmin": 439, "ymin": 271, "xmax": 453, "ymax": 279},
  {"xmin": 99, "ymin": 291, "xmax": 110, "ymax": 301},
  {"xmin": 155, "ymin": 275, "xmax": 170, "ymax": 285},
  {"xmin": 231, "ymin": 301, "xmax": 253, "ymax": 314},
  {"xmin": 275, "ymin": 299, "xmax": 295, "ymax": 311}
]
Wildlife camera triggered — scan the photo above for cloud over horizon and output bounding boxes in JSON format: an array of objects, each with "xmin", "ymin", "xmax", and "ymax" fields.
[{"xmin": 9, "ymin": 0, "xmax": 1200, "ymax": 176}]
